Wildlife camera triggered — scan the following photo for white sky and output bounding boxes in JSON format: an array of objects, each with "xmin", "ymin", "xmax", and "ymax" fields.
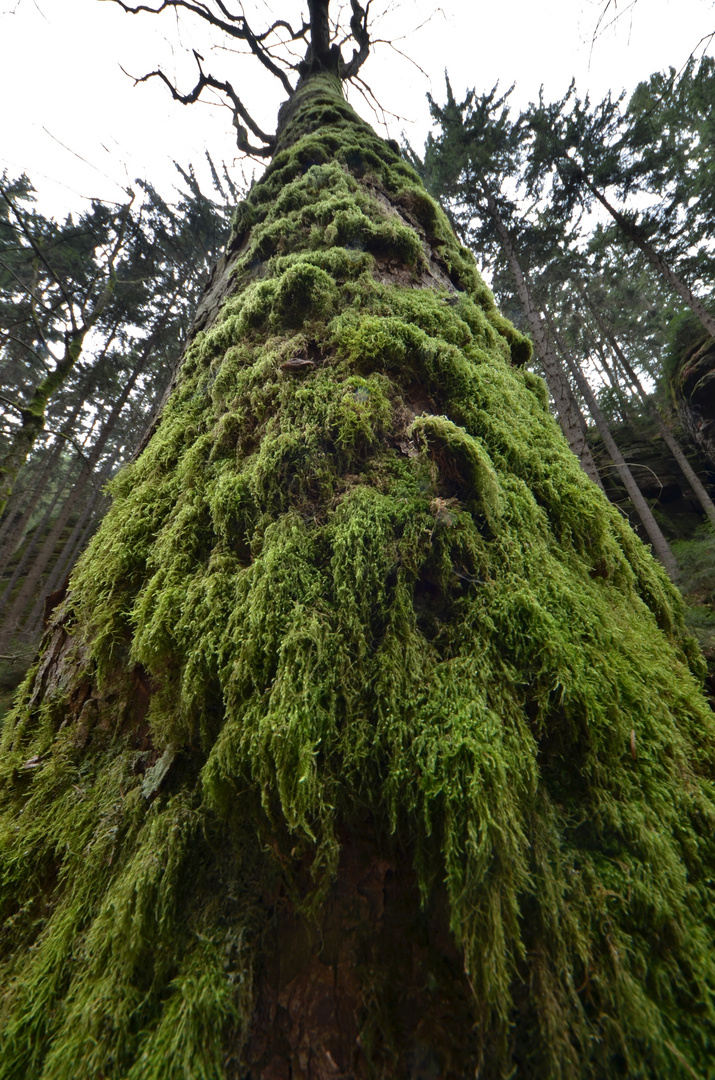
[{"xmin": 1, "ymin": 0, "xmax": 713, "ymax": 218}]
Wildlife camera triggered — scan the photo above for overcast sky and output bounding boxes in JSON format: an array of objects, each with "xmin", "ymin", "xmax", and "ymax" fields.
[{"xmin": 1, "ymin": 0, "xmax": 713, "ymax": 218}]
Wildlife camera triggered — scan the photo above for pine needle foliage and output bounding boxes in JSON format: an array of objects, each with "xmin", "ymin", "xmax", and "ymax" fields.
[{"xmin": 2, "ymin": 73, "xmax": 715, "ymax": 1078}]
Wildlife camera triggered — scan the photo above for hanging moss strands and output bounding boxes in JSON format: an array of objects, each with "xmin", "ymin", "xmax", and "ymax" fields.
[{"xmin": 2, "ymin": 71, "xmax": 715, "ymax": 1079}]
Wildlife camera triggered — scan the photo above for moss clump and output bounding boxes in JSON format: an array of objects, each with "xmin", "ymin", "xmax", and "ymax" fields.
[{"xmin": 2, "ymin": 70, "xmax": 715, "ymax": 1080}]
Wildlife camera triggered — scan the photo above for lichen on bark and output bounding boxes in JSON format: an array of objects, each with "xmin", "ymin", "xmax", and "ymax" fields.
[{"xmin": 2, "ymin": 72, "xmax": 715, "ymax": 1079}]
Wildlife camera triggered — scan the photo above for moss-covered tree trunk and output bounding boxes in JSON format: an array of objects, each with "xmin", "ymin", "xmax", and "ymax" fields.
[{"xmin": 2, "ymin": 72, "xmax": 715, "ymax": 1080}]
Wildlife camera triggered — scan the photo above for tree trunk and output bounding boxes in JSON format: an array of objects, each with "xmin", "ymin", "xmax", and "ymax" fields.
[
  {"xmin": 546, "ymin": 315, "xmax": 679, "ymax": 577},
  {"xmin": 479, "ymin": 185, "xmax": 603, "ymax": 489},
  {"xmin": 24, "ymin": 456, "xmax": 115, "ymax": 639},
  {"xmin": 2, "ymin": 69, "xmax": 715, "ymax": 1080},
  {"xmin": 0, "ymin": 347, "xmax": 151, "ymax": 649},
  {"xmin": 576, "ymin": 167, "xmax": 715, "ymax": 340},
  {"xmin": 0, "ymin": 390, "xmax": 88, "ymax": 569},
  {"xmin": 0, "ymin": 480, "xmax": 33, "ymax": 555},
  {"xmin": 0, "ymin": 452, "xmax": 81, "ymax": 617}
]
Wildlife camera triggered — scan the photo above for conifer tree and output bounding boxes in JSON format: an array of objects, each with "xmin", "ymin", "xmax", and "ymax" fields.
[
  {"xmin": 0, "ymin": 181, "xmax": 135, "ymax": 516},
  {"xmin": 417, "ymin": 82, "xmax": 686, "ymax": 573},
  {"xmin": 2, "ymin": 5, "xmax": 715, "ymax": 1078},
  {"xmin": 524, "ymin": 79, "xmax": 715, "ymax": 340},
  {"xmin": 0, "ymin": 159, "xmax": 235, "ymax": 650}
]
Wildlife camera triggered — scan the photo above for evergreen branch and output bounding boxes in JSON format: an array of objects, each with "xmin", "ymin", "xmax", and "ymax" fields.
[
  {"xmin": 0, "ymin": 257, "xmax": 54, "ymax": 316},
  {"xmin": 29, "ymin": 292, "xmax": 54, "ymax": 357},
  {"xmin": 44, "ymin": 426, "xmax": 92, "ymax": 470},
  {"xmin": 0, "ymin": 393, "xmax": 23, "ymax": 414},
  {"xmin": 77, "ymin": 195, "xmax": 134, "ymax": 329},
  {"xmin": 0, "ymin": 186, "xmax": 76, "ymax": 329},
  {"xmin": 0, "ymin": 331, "xmax": 52, "ymax": 372}
]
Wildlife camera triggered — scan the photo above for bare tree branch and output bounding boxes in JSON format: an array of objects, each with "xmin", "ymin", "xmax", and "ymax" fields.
[
  {"xmin": 127, "ymin": 51, "xmax": 276, "ymax": 155},
  {"xmin": 107, "ymin": 0, "xmax": 379, "ymax": 152},
  {"xmin": 108, "ymin": 0, "xmax": 297, "ymax": 94},
  {"xmin": 254, "ymin": 17, "xmax": 310, "ymax": 45},
  {"xmin": 340, "ymin": 0, "xmax": 370, "ymax": 79}
]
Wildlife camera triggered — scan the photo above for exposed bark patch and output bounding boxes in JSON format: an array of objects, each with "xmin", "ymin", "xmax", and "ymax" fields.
[{"xmin": 243, "ymin": 831, "xmax": 480, "ymax": 1079}]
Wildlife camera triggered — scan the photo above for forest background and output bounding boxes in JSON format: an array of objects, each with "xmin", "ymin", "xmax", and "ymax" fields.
[{"xmin": 1, "ymin": 0, "xmax": 715, "ymax": 706}]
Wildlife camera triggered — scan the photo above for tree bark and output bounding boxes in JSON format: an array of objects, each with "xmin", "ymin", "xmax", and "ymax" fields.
[
  {"xmin": 546, "ymin": 315, "xmax": 679, "ymax": 577},
  {"xmin": 308, "ymin": 0, "xmax": 332, "ymax": 58}
]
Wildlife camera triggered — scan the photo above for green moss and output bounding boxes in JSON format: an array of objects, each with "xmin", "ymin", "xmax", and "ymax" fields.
[{"xmin": 2, "ymin": 69, "xmax": 715, "ymax": 1080}]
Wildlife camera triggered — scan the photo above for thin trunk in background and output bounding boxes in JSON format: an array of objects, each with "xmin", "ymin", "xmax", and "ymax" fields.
[
  {"xmin": 479, "ymin": 184, "xmax": 603, "ymax": 488},
  {"xmin": 24, "ymin": 453, "xmax": 117, "ymax": 638},
  {"xmin": 574, "ymin": 167, "xmax": 715, "ymax": 340},
  {"xmin": 0, "ymin": 344, "xmax": 152, "ymax": 648},
  {"xmin": 546, "ymin": 314, "xmax": 679, "ymax": 577},
  {"xmin": 0, "ymin": 388, "xmax": 89, "ymax": 566},
  {"xmin": 0, "ymin": 454, "xmax": 80, "ymax": 612}
]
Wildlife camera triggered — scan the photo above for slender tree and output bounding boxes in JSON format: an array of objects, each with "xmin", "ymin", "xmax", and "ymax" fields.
[
  {"xmin": 544, "ymin": 310, "xmax": 679, "ymax": 574},
  {"xmin": 0, "ymin": 159, "xmax": 236, "ymax": 647},
  {"xmin": 2, "ymin": 6, "xmax": 715, "ymax": 1078},
  {"xmin": 0, "ymin": 184, "xmax": 134, "ymax": 515},
  {"xmin": 524, "ymin": 83, "xmax": 715, "ymax": 340}
]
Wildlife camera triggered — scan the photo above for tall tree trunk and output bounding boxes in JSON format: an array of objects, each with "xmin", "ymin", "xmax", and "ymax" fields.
[
  {"xmin": 28, "ymin": 504, "xmax": 106, "ymax": 639},
  {"xmin": 574, "ymin": 166, "xmax": 715, "ymax": 340},
  {"xmin": 0, "ymin": 346, "xmax": 151, "ymax": 648},
  {"xmin": 479, "ymin": 185, "xmax": 603, "ymax": 488},
  {"xmin": 546, "ymin": 314, "xmax": 679, "ymax": 577},
  {"xmin": 24, "ymin": 456, "xmax": 115, "ymax": 639},
  {"xmin": 582, "ymin": 291, "xmax": 715, "ymax": 531},
  {"xmin": 0, "ymin": 453, "xmax": 80, "ymax": 615},
  {"xmin": 0, "ymin": 390, "xmax": 88, "ymax": 567},
  {"xmin": 0, "ymin": 480, "xmax": 33, "ymax": 554}
]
